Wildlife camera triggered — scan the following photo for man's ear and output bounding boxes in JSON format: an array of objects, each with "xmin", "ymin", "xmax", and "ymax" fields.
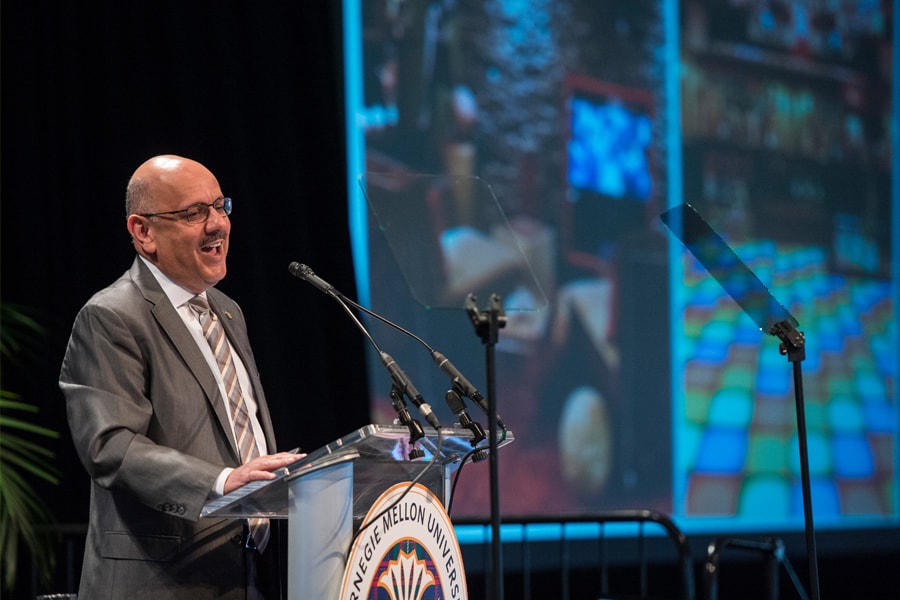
[{"xmin": 127, "ymin": 215, "xmax": 156, "ymax": 255}]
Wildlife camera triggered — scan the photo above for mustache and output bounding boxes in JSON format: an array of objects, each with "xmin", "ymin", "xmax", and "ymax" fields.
[{"xmin": 200, "ymin": 232, "xmax": 227, "ymax": 246}]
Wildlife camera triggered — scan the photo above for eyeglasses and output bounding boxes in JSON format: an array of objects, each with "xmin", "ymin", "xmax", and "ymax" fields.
[{"xmin": 141, "ymin": 197, "xmax": 232, "ymax": 224}]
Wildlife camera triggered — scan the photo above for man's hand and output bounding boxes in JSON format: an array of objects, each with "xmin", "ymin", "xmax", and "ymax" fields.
[{"xmin": 223, "ymin": 452, "xmax": 305, "ymax": 495}]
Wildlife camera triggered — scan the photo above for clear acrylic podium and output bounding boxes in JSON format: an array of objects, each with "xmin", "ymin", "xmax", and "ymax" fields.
[{"xmin": 201, "ymin": 424, "xmax": 513, "ymax": 599}]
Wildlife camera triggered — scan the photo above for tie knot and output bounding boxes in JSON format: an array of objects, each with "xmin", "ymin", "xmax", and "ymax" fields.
[{"xmin": 188, "ymin": 295, "xmax": 212, "ymax": 317}]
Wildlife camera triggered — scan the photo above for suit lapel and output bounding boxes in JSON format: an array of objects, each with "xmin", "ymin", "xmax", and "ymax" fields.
[{"xmin": 129, "ymin": 259, "xmax": 242, "ymax": 463}]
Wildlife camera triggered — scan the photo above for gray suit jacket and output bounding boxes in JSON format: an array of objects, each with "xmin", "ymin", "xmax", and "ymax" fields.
[{"xmin": 60, "ymin": 257, "xmax": 278, "ymax": 599}]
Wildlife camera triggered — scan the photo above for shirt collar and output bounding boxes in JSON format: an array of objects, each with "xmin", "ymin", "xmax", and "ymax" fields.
[{"xmin": 137, "ymin": 255, "xmax": 206, "ymax": 309}]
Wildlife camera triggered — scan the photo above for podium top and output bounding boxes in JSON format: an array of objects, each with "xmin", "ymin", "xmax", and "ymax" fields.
[{"xmin": 201, "ymin": 424, "xmax": 514, "ymax": 518}]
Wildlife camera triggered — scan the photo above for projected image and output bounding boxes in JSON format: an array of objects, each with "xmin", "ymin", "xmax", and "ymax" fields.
[
  {"xmin": 567, "ymin": 95, "xmax": 653, "ymax": 202},
  {"xmin": 347, "ymin": 0, "xmax": 896, "ymax": 529},
  {"xmin": 678, "ymin": 0, "xmax": 895, "ymax": 524},
  {"xmin": 833, "ymin": 212, "xmax": 884, "ymax": 277},
  {"xmin": 679, "ymin": 242, "xmax": 895, "ymax": 520},
  {"xmin": 354, "ymin": 1, "xmax": 670, "ymax": 517}
]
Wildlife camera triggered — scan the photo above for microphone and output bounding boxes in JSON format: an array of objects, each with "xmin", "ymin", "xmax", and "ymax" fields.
[
  {"xmin": 316, "ymin": 269, "xmax": 504, "ymax": 433},
  {"xmin": 289, "ymin": 261, "xmax": 441, "ymax": 431},
  {"xmin": 445, "ymin": 389, "xmax": 486, "ymax": 446},
  {"xmin": 380, "ymin": 352, "xmax": 441, "ymax": 430},
  {"xmin": 288, "ymin": 261, "xmax": 335, "ymax": 295},
  {"xmin": 431, "ymin": 350, "xmax": 505, "ymax": 430}
]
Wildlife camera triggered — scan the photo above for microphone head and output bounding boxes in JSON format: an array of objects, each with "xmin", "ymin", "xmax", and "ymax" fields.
[
  {"xmin": 289, "ymin": 261, "xmax": 337, "ymax": 296},
  {"xmin": 288, "ymin": 262, "xmax": 311, "ymax": 279}
]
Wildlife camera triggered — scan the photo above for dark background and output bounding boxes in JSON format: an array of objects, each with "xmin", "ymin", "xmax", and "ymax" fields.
[
  {"xmin": 2, "ymin": 1, "xmax": 370, "ymax": 527},
  {"xmin": 2, "ymin": 2, "xmax": 898, "ymax": 598}
]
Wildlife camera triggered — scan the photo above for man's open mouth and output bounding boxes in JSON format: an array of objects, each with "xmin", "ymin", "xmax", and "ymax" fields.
[{"xmin": 201, "ymin": 240, "xmax": 224, "ymax": 254}]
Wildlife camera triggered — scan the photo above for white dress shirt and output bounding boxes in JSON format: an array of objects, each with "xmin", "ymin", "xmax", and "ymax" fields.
[{"xmin": 138, "ymin": 256, "xmax": 268, "ymax": 495}]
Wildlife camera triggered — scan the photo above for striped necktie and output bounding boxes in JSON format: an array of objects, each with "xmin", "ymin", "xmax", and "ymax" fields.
[{"xmin": 188, "ymin": 295, "xmax": 269, "ymax": 552}]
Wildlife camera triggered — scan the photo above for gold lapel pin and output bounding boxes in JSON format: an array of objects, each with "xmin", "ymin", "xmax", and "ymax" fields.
[{"xmin": 224, "ymin": 311, "xmax": 233, "ymax": 320}]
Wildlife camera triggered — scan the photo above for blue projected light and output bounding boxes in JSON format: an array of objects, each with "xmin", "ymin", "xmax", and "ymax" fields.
[
  {"xmin": 832, "ymin": 434, "xmax": 875, "ymax": 479},
  {"xmin": 694, "ymin": 429, "xmax": 748, "ymax": 473},
  {"xmin": 568, "ymin": 97, "xmax": 653, "ymax": 201},
  {"xmin": 795, "ymin": 480, "xmax": 841, "ymax": 518}
]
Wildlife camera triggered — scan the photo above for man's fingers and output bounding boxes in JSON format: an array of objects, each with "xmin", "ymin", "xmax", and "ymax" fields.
[
  {"xmin": 248, "ymin": 452, "xmax": 305, "ymax": 470},
  {"xmin": 224, "ymin": 453, "xmax": 306, "ymax": 493}
]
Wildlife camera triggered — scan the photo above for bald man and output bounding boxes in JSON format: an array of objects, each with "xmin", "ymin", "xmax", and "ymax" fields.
[{"xmin": 60, "ymin": 155, "xmax": 301, "ymax": 599}]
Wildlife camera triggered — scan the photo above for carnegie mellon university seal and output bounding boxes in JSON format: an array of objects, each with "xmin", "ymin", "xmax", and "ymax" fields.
[{"xmin": 340, "ymin": 482, "xmax": 468, "ymax": 600}]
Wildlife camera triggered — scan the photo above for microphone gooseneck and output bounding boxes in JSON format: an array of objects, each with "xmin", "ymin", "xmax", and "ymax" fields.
[
  {"xmin": 338, "ymin": 291, "xmax": 506, "ymax": 431},
  {"xmin": 288, "ymin": 261, "xmax": 440, "ymax": 432}
]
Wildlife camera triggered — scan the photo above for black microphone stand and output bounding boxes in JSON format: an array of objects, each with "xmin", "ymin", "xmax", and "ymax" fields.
[
  {"xmin": 335, "ymin": 291, "xmax": 495, "ymax": 447},
  {"xmin": 659, "ymin": 204, "xmax": 820, "ymax": 600},
  {"xmin": 769, "ymin": 319, "xmax": 819, "ymax": 600},
  {"xmin": 390, "ymin": 385, "xmax": 426, "ymax": 456},
  {"xmin": 465, "ymin": 293, "xmax": 507, "ymax": 600},
  {"xmin": 289, "ymin": 262, "xmax": 429, "ymax": 454}
]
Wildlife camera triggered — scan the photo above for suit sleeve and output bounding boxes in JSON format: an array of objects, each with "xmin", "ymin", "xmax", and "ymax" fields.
[{"xmin": 60, "ymin": 301, "xmax": 225, "ymax": 521}]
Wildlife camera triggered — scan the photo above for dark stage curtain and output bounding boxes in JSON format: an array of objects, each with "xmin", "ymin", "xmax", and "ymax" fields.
[{"xmin": 1, "ymin": 2, "xmax": 370, "ymax": 525}]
